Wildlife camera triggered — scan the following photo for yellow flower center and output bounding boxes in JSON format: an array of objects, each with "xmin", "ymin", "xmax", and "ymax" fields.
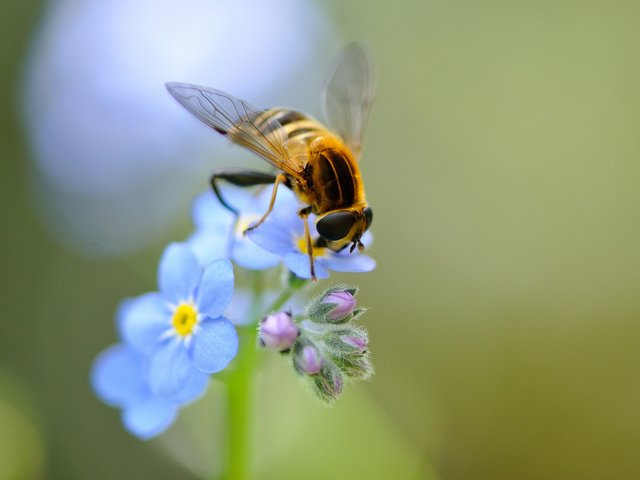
[
  {"xmin": 172, "ymin": 303, "xmax": 198, "ymax": 337},
  {"xmin": 297, "ymin": 236, "xmax": 327, "ymax": 257}
]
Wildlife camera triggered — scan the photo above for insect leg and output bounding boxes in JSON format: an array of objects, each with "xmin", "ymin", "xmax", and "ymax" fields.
[
  {"xmin": 298, "ymin": 206, "xmax": 316, "ymax": 281},
  {"xmin": 210, "ymin": 169, "xmax": 281, "ymax": 216},
  {"xmin": 243, "ymin": 173, "xmax": 290, "ymax": 234}
]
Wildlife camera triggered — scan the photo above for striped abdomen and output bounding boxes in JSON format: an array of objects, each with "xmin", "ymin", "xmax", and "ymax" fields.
[
  {"xmin": 259, "ymin": 108, "xmax": 366, "ymax": 213},
  {"xmin": 259, "ymin": 108, "xmax": 330, "ymax": 146},
  {"xmin": 306, "ymin": 144, "xmax": 365, "ymax": 212}
]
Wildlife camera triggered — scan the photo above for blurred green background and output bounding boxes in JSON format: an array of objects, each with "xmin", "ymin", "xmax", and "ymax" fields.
[{"xmin": 3, "ymin": 0, "xmax": 640, "ymax": 479}]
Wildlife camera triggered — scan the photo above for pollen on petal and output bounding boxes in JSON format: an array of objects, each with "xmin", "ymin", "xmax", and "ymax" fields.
[
  {"xmin": 172, "ymin": 303, "xmax": 198, "ymax": 337},
  {"xmin": 296, "ymin": 236, "xmax": 326, "ymax": 257}
]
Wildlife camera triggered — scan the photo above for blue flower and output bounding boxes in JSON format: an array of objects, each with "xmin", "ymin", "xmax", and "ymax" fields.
[
  {"xmin": 187, "ymin": 186, "xmax": 299, "ymax": 269},
  {"xmin": 247, "ymin": 212, "xmax": 376, "ymax": 279},
  {"xmin": 119, "ymin": 243, "xmax": 238, "ymax": 397},
  {"xmin": 91, "ymin": 343, "xmax": 208, "ymax": 439}
]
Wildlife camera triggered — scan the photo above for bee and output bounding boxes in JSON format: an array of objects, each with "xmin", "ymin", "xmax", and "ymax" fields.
[{"xmin": 166, "ymin": 43, "xmax": 375, "ymax": 280}]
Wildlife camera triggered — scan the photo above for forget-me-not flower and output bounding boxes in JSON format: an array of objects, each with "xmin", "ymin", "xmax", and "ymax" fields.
[
  {"xmin": 119, "ymin": 243, "xmax": 238, "ymax": 397},
  {"xmin": 187, "ymin": 186, "xmax": 299, "ymax": 269},
  {"xmin": 91, "ymin": 343, "xmax": 208, "ymax": 439},
  {"xmin": 247, "ymin": 212, "xmax": 376, "ymax": 279}
]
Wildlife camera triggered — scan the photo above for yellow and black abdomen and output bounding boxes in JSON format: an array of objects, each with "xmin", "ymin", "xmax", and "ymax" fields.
[
  {"xmin": 260, "ymin": 108, "xmax": 366, "ymax": 214},
  {"xmin": 305, "ymin": 143, "xmax": 365, "ymax": 214},
  {"xmin": 261, "ymin": 108, "xmax": 327, "ymax": 145}
]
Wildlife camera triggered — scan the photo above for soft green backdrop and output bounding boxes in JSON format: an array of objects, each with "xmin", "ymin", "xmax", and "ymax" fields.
[{"xmin": 2, "ymin": 1, "xmax": 640, "ymax": 479}]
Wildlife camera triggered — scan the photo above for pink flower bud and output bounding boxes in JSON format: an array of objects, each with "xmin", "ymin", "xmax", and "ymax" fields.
[
  {"xmin": 293, "ymin": 340, "xmax": 323, "ymax": 375},
  {"xmin": 259, "ymin": 312, "xmax": 299, "ymax": 352},
  {"xmin": 312, "ymin": 365, "xmax": 343, "ymax": 402},
  {"xmin": 322, "ymin": 290, "xmax": 356, "ymax": 321},
  {"xmin": 300, "ymin": 345, "xmax": 323, "ymax": 374},
  {"xmin": 341, "ymin": 334, "xmax": 368, "ymax": 352}
]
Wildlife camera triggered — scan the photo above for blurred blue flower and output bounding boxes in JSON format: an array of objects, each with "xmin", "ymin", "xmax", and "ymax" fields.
[
  {"xmin": 247, "ymin": 213, "xmax": 376, "ymax": 279},
  {"xmin": 91, "ymin": 343, "xmax": 208, "ymax": 439},
  {"xmin": 187, "ymin": 186, "xmax": 299, "ymax": 269},
  {"xmin": 22, "ymin": 0, "xmax": 334, "ymax": 255},
  {"xmin": 119, "ymin": 243, "xmax": 238, "ymax": 397}
]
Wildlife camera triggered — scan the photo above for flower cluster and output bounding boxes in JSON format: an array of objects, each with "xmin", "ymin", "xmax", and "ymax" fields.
[
  {"xmin": 92, "ymin": 183, "xmax": 377, "ymax": 438},
  {"xmin": 91, "ymin": 244, "xmax": 238, "ymax": 439},
  {"xmin": 189, "ymin": 186, "xmax": 376, "ymax": 279},
  {"xmin": 259, "ymin": 286, "xmax": 373, "ymax": 403}
]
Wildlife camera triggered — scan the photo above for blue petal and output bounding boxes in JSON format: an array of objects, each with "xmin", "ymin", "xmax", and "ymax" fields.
[
  {"xmin": 91, "ymin": 344, "xmax": 144, "ymax": 406},
  {"xmin": 169, "ymin": 370, "xmax": 209, "ymax": 405},
  {"xmin": 322, "ymin": 254, "xmax": 377, "ymax": 273},
  {"xmin": 247, "ymin": 221, "xmax": 299, "ymax": 255},
  {"xmin": 252, "ymin": 184, "xmax": 300, "ymax": 216},
  {"xmin": 224, "ymin": 186, "xmax": 262, "ymax": 213},
  {"xmin": 158, "ymin": 243, "xmax": 202, "ymax": 303},
  {"xmin": 190, "ymin": 317, "xmax": 238, "ymax": 373},
  {"xmin": 195, "ymin": 259, "xmax": 234, "ymax": 318},
  {"xmin": 118, "ymin": 293, "xmax": 170, "ymax": 354},
  {"xmin": 361, "ymin": 231, "xmax": 374, "ymax": 247},
  {"xmin": 191, "ymin": 191, "xmax": 234, "ymax": 229},
  {"xmin": 224, "ymin": 289, "xmax": 253, "ymax": 325},
  {"xmin": 147, "ymin": 338, "xmax": 195, "ymax": 397},
  {"xmin": 283, "ymin": 253, "xmax": 329, "ymax": 279},
  {"xmin": 187, "ymin": 229, "xmax": 231, "ymax": 266},
  {"xmin": 195, "ymin": 186, "xmax": 258, "ymax": 222},
  {"xmin": 232, "ymin": 238, "xmax": 281, "ymax": 270},
  {"xmin": 122, "ymin": 396, "xmax": 178, "ymax": 440}
]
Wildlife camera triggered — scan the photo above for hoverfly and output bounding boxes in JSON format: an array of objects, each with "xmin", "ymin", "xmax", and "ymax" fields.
[{"xmin": 166, "ymin": 43, "xmax": 375, "ymax": 281}]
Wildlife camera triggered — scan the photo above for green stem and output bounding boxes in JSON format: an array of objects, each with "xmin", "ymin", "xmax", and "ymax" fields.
[
  {"xmin": 223, "ymin": 273, "xmax": 306, "ymax": 480},
  {"xmin": 225, "ymin": 328, "xmax": 256, "ymax": 480}
]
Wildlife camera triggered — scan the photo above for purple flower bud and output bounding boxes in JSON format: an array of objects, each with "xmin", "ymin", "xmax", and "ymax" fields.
[
  {"xmin": 322, "ymin": 290, "xmax": 356, "ymax": 321},
  {"xmin": 312, "ymin": 366, "xmax": 344, "ymax": 402},
  {"xmin": 334, "ymin": 355, "xmax": 374, "ymax": 379},
  {"xmin": 300, "ymin": 345, "xmax": 323, "ymax": 374},
  {"xmin": 259, "ymin": 312, "xmax": 299, "ymax": 352},
  {"xmin": 293, "ymin": 340, "xmax": 323, "ymax": 375},
  {"xmin": 324, "ymin": 327, "xmax": 368, "ymax": 356},
  {"xmin": 341, "ymin": 334, "xmax": 368, "ymax": 352},
  {"xmin": 329, "ymin": 370, "xmax": 343, "ymax": 395}
]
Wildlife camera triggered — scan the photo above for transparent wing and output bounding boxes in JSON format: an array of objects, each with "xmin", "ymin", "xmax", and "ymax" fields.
[
  {"xmin": 166, "ymin": 82, "xmax": 304, "ymax": 175},
  {"xmin": 321, "ymin": 43, "xmax": 376, "ymax": 160}
]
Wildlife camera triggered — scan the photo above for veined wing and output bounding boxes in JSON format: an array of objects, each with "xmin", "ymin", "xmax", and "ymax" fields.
[
  {"xmin": 321, "ymin": 43, "xmax": 376, "ymax": 160},
  {"xmin": 166, "ymin": 82, "xmax": 304, "ymax": 175}
]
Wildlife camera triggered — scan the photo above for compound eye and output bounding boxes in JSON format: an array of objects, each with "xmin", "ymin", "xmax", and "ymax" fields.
[
  {"xmin": 364, "ymin": 207, "xmax": 373, "ymax": 231},
  {"xmin": 316, "ymin": 211, "xmax": 356, "ymax": 241}
]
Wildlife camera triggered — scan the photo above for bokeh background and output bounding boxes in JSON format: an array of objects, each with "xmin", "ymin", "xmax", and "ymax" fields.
[{"xmin": 2, "ymin": 0, "xmax": 640, "ymax": 479}]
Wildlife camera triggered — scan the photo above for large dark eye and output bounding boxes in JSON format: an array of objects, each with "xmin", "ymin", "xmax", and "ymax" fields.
[
  {"xmin": 364, "ymin": 206, "xmax": 373, "ymax": 231},
  {"xmin": 316, "ymin": 211, "xmax": 356, "ymax": 241}
]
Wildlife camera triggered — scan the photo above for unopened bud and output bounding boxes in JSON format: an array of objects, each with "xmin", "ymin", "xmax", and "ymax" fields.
[
  {"xmin": 341, "ymin": 334, "xmax": 367, "ymax": 351},
  {"xmin": 312, "ymin": 365, "xmax": 344, "ymax": 403},
  {"xmin": 259, "ymin": 312, "xmax": 299, "ymax": 352},
  {"xmin": 308, "ymin": 287, "xmax": 358, "ymax": 324},
  {"xmin": 324, "ymin": 327, "xmax": 369, "ymax": 356},
  {"xmin": 322, "ymin": 290, "xmax": 356, "ymax": 321},
  {"xmin": 332, "ymin": 354, "xmax": 374, "ymax": 379},
  {"xmin": 293, "ymin": 339, "xmax": 323, "ymax": 375}
]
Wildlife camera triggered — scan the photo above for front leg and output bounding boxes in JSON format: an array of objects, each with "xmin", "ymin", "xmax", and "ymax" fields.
[
  {"xmin": 298, "ymin": 206, "xmax": 317, "ymax": 281},
  {"xmin": 209, "ymin": 169, "xmax": 282, "ymax": 217},
  {"xmin": 243, "ymin": 173, "xmax": 289, "ymax": 235}
]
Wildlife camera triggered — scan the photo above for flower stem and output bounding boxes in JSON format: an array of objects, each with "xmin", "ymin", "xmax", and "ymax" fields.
[
  {"xmin": 270, "ymin": 274, "xmax": 308, "ymax": 312},
  {"xmin": 223, "ymin": 273, "xmax": 306, "ymax": 480},
  {"xmin": 225, "ymin": 328, "xmax": 256, "ymax": 480}
]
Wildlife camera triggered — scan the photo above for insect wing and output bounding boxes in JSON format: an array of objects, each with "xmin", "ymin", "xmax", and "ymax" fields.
[
  {"xmin": 321, "ymin": 43, "xmax": 376, "ymax": 159},
  {"xmin": 166, "ymin": 82, "xmax": 303, "ymax": 175}
]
